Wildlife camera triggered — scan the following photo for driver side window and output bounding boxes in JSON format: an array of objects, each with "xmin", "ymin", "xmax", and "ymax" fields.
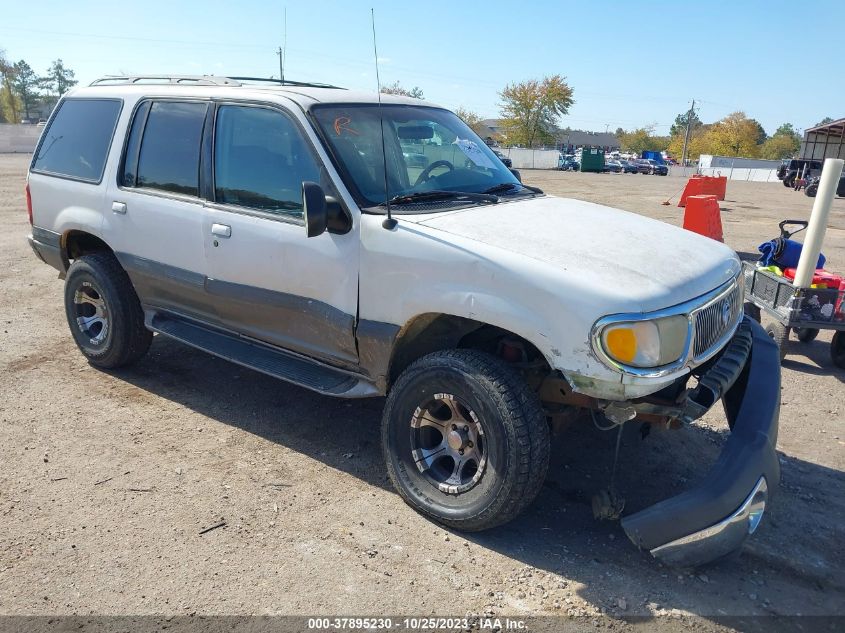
[{"xmin": 213, "ymin": 105, "xmax": 321, "ymax": 218}]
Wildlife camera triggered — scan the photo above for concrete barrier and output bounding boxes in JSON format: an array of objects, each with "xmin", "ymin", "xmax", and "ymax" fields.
[{"xmin": 0, "ymin": 124, "xmax": 41, "ymax": 154}]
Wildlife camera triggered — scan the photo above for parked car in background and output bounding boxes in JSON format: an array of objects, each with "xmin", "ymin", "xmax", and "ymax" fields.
[
  {"xmin": 558, "ymin": 155, "xmax": 579, "ymax": 171},
  {"xmin": 636, "ymin": 159, "xmax": 668, "ymax": 176},
  {"xmin": 402, "ymin": 150, "xmax": 429, "ymax": 169},
  {"xmin": 620, "ymin": 160, "xmax": 639, "ymax": 174},
  {"xmin": 492, "ymin": 149, "xmax": 512, "ymax": 168},
  {"xmin": 604, "ymin": 160, "xmax": 623, "ymax": 173},
  {"xmin": 777, "ymin": 159, "xmax": 822, "ymax": 188}
]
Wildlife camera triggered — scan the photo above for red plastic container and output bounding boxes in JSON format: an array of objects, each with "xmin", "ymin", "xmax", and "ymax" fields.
[{"xmin": 782, "ymin": 268, "xmax": 843, "ymax": 288}]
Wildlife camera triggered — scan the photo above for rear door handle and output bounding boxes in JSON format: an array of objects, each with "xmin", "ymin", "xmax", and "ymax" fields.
[
  {"xmin": 211, "ymin": 223, "xmax": 231, "ymax": 238},
  {"xmin": 112, "ymin": 201, "xmax": 127, "ymax": 214}
]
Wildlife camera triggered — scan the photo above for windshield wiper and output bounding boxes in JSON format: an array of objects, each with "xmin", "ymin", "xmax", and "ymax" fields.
[
  {"xmin": 380, "ymin": 190, "xmax": 499, "ymax": 206},
  {"xmin": 483, "ymin": 182, "xmax": 544, "ymax": 195}
]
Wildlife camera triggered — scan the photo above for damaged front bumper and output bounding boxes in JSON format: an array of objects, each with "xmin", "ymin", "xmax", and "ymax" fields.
[{"xmin": 620, "ymin": 317, "xmax": 781, "ymax": 567}]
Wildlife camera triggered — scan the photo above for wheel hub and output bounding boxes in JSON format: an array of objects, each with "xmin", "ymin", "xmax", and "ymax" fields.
[
  {"xmin": 447, "ymin": 426, "xmax": 468, "ymax": 451},
  {"xmin": 410, "ymin": 393, "xmax": 485, "ymax": 495},
  {"xmin": 73, "ymin": 282, "xmax": 109, "ymax": 345}
]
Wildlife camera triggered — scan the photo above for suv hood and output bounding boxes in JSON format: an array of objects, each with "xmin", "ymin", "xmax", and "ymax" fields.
[{"xmin": 404, "ymin": 196, "xmax": 740, "ymax": 313}]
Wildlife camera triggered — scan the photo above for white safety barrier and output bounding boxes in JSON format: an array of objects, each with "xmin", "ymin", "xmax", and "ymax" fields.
[
  {"xmin": 697, "ymin": 167, "xmax": 780, "ymax": 182},
  {"xmin": 0, "ymin": 124, "xmax": 41, "ymax": 153},
  {"xmin": 493, "ymin": 148, "xmax": 560, "ymax": 170}
]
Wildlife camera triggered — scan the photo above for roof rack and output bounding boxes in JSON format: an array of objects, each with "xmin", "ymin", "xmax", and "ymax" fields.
[
  {"xmin": 90, "ymin": 75, "xmax": 345, "ymax": 90},
  {"xmin": 90, "ymin": 75, "xmax": 241, "ymax": 87},
  {"xmin": 227, "ymin": 76, "xmax": 345, "ymax": 90}
]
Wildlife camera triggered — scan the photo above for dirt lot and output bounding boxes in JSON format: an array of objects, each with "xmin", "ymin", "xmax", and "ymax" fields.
[{"xmin": 1, "ymin": 154, "xmax": 843, "ymax": 627}]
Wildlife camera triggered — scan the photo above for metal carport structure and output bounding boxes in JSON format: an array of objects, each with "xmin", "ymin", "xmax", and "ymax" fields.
[{"xmin": 801, "ymin": 118, "xmax": 845, "ymax": 160}]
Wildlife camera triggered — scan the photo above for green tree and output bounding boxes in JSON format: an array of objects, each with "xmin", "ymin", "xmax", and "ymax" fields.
[
  {"xmin": 699, "ymin": 112, "xmax": 761, "ymax": 157},
  {"xmin": 11, "ymin": 60, "xmax": 42, "ymax": 120},
  {"xmin": 669, "ymin": 109, "xmax": 702, "ymax": 137},
  {"xmin": 750, "ymin": 119, "xmax": 767, "ymax": 145},
  {"xmin": 814, "ymin": 116, "xmax": 835, "ymax": 127},
  {"xmin": 44, "ymin": 59, "xmax": 77, "ymax": 96},
  {"xmin": 617, "ymin": 126, "xmax": 668, "ymax": 154},
  {"xmin": 760, "ymin": 122, "xmax": 801, "ymax": 159},
  {"xmin": 499, "ymin": 75, "xmax": 574, "ymax": 148},
  {"xmin": 454, "ymin": 106, "xmax": 490, "ymax": 139},
  {"xmin": 0, "ymin": 50, "xmax": 20, "ymax": 123},
  {"xmin": 380, "ymin": 80, "xmax": 423, "ymax": 99}
]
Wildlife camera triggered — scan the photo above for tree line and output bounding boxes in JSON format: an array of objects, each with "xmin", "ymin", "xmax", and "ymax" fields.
[
  {"xmin": 386, "ymin": 74, "xmax": 825, "ymax": 163},
  {"xmin": 0, "ymin": 49, "xmax": 77, "ymax": 123}
]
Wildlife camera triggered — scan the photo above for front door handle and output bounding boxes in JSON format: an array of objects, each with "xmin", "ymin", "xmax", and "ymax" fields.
[
  {"xmin": 211, "ymin": 223, "xmax": 231, "ymax": 238},
  {"xmin": 112, "ymin": 201, "xmax": 127, "ymax": 214}
]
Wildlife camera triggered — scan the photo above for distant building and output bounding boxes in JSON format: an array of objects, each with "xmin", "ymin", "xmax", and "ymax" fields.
[
  {"xmin": 477, "ymin": 119, "xmax": 619, "ymax": 151},
  {"xmin": 554, "ymin": 129, "xmax": 620, "ymax": 153}
]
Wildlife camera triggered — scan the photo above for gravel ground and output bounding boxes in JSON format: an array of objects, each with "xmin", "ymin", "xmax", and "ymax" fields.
[{"xmin": 1, "ymin": 155, "xmax": 843, "ymax": 628}]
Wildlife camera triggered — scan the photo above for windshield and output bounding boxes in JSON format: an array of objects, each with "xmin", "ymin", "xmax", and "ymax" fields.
[{"xmin": 311, "ymin": 104, "xmax": 523, "ymax": 210}]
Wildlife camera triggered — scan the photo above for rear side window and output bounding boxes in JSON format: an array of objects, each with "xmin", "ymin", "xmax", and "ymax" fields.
[
  {"xmin": 124, "ymin": 101, "xmax": 207, "ymax": 197},
  {"xmin": 31, "ymin": 99, "xmax": 122, "ymax": 183}
]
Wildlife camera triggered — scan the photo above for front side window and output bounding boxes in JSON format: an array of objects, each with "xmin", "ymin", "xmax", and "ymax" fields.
[
  {"xmin": 134, "ymin": 101, "xmax": 207, "ymax": 196},
  {"xmin": 311, "ymin": 104, "xmax": 524, "ymax": 210},
  {"xmin": 213, "ymin": 105, "xmax": 321, "ymax": 218},
  {"xmin": 31, "ymin": 98, "xmax": 122, "ymax": 182}
]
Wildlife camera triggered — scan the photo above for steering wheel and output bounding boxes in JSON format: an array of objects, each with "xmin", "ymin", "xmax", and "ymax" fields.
[{"xmin": 414, "ymin": 160, "xmax": 454, "ymax": 186}]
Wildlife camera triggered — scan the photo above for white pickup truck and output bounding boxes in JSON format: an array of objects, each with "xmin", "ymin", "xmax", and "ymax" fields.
[{"xmin": 26, "ymin": 76, "xmax": 780, "ymax": 566}]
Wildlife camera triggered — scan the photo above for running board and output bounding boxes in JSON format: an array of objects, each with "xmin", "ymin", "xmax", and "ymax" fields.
[{"xmin": 147, "ymin": 312, "xmax": 377, "ymax": 397}]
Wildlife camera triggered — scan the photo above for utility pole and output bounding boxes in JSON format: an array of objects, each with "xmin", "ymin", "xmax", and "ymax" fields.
[
  {"xmin": 277, "ymin": 47, "xmax": 284, "ymax": 84},
  {"xmin": 681, "ymin": 99, "xmax": 695, "ymax": 168}
]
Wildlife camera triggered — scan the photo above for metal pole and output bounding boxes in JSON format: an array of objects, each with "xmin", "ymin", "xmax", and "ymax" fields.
[
  {"xmin": 793, "ymin": 158, "xmax": 845, "ymax": 288},
  {"xmin": 681, "ymin": 99, "xmax": 694, "ymax": 169}
]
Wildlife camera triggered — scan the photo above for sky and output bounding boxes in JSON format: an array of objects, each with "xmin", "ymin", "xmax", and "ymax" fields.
[{"xmin": 2, "ymin": 0, "xmax": 843, "ymax": 136}]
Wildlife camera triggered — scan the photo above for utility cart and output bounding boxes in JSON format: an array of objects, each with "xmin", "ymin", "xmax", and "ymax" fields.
[{"xmin": 742, "ymin": 220, "xmax": 845, "ymax": 368}]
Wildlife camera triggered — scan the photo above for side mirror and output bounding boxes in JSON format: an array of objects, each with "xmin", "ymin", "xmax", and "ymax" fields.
[
  {"xmin": 509, "ymin": 168, "xmax": 522, "ymax": 183},
  {"xmin": 302, "ymin": 181, "xmax": 328, "ymax": 238}
]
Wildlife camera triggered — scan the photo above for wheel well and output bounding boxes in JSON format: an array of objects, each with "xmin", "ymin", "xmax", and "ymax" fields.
[
  {"xmin": 387, "ymin": 313, "xmax": 550, "ymax": 388},
  {"xmin": 62, "ymin": 231, "xmax": 113, "ymax": 268}
]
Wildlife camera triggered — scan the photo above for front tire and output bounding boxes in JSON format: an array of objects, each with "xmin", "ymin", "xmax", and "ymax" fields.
[
  {"xmin": 64, "ymin": 252, "xmax": 152, "ymax": 368},
  {"xmin": 382, "ymin": 349, "xmax": 550, "ymax": 531},
  {"xmin": 795, "ymin": 327, "xmax": 819, "ymax": 343}
]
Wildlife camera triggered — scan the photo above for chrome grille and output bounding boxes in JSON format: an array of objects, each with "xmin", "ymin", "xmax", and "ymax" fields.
[{"xmin": 693, "ymin": 281, "xmax": 743, "ymax": 359}]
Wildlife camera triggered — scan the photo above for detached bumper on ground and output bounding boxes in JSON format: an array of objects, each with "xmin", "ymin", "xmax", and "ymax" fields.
[{"xmin": 621, "ymin": 317, "xmax": 781, "ymax": 567}]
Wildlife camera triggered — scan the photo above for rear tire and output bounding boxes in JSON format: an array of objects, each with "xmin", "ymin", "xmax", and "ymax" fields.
[
  {"xmin": 804, "ymin": 183, "xmax": 818, "ymax": 197},
  {"xmin": 382, "ymin": 349, "xmax": 550, "ymax": 532},
  {"xmin": 764, "ymin": 322, "xmax": 790, "ymax": 362},
  {"xmin": 64, "ymin": 252, "xmax": 152, "ymax": 368},
  {"xmin": 831, "ymin": 332, "xmax": 845, "ymax": 369}
]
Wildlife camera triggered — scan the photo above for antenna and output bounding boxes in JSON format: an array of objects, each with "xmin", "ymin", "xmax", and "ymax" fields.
[
  {"xmin": 276, "ymin": 8, "xmax": 287, "ymax": 83},
  {"xmin": 371, "ymin": 8, "xmax": 396, "ymax": 230}
]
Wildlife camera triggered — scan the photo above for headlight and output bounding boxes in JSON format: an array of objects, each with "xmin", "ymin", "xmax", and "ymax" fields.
[{"xmin": 599, "ymin": 315, "xmax": 689, "ymax": 368}]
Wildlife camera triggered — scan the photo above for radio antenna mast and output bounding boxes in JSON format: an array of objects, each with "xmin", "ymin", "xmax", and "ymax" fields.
[
  {"xmin": 371, "ymin": 8, "xmax": 396, "ymax": 229},
  {"xmin": 282, "ymin": 8, "xmax": 287, "ymax": 84}
]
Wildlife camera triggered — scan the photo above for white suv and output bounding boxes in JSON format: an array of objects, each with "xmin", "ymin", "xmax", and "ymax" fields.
[{"xmin": 26, "ymin": 76, "xmax": 780, "ymax": 566}]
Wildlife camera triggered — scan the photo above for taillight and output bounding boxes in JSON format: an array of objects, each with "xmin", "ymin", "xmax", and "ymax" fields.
[{"xmin": 25, "ymin": 183, "xmax": 33, "ymax": 225}]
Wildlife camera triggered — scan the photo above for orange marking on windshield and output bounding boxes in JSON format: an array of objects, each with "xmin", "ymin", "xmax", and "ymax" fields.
[{"xmin": 333, "ymin": 116, "xmax": 359, "ymax": 136}]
